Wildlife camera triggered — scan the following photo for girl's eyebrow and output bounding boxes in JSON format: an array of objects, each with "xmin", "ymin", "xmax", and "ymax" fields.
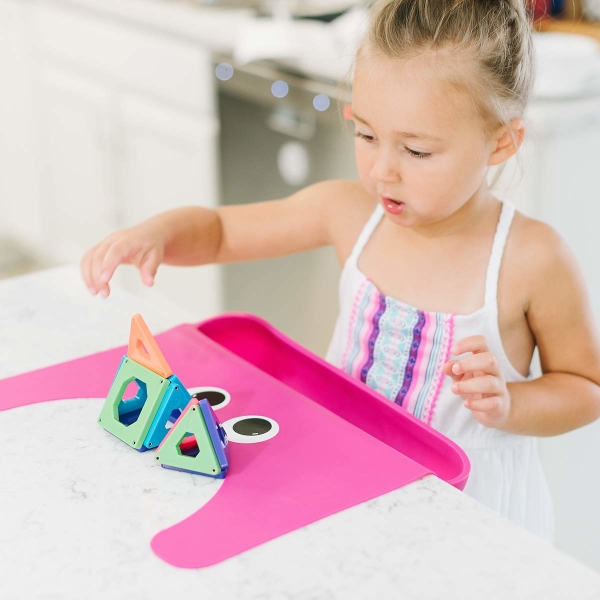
[{"xmin": 350, "ymin": 109, "xmax": 443, "ymax": 142}]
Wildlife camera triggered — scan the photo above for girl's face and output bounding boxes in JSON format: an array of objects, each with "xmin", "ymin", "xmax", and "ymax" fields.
[{"xmin": 351, "ymin": 52, "xmax": 499, "ymax": 228}]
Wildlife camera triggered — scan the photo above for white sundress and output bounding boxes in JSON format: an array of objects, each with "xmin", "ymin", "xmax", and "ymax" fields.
[{"xmin": 326, "ymin": 201, "xmax": 554, "ymax": 541}]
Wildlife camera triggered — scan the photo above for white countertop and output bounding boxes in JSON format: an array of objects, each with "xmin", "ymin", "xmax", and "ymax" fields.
[{"xmin": 1, "ymin": 265, "xmax": 600, "ymax": 599}]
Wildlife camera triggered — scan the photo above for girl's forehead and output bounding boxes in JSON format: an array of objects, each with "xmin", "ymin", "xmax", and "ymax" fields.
[
  {"xmin": 352, "ymin": 52, "xmax": 481, "ymax": 137},
  {"xmin": 355, "ymin": 44, "xmax": 473, "ymax": 92}
]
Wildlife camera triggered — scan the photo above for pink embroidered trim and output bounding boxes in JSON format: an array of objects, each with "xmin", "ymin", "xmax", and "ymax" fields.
[
  {"xmin": 341, "ymin": 279, "xmax": 369, "ymax": 372},
  {"xmin": 425, "ymin": 313, "xmax": 455, "ymax": 425}
]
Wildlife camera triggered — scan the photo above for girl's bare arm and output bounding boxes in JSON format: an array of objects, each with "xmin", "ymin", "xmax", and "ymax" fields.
[
  {"xmin": 81, "ymin": 179, "xmax": 361, "ymax": 297},
  {"xmin": 503, "ymin": 222, "xmax": 600, "ymax": 435}
]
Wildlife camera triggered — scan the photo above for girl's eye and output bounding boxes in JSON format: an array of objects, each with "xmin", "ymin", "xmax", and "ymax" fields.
[
  {"xmin": 354, "ymin": 131, "xmax": 373, "ymax": 142},
  {"xmin": 355, "ymin": 132, "xmax": 431, "ymax": 160},
  {"xmin": 406, "ymin": 147, "xmax": 431, "ymax": 159}
]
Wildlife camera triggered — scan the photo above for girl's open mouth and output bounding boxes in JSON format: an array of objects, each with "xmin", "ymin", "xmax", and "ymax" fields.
[{"xmin": 382, "ymin": 196, "xmax": 405, "ymax": 215}]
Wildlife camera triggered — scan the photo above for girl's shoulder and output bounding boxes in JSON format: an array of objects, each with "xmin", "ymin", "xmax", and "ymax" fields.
[
  {"xmin": 322, "ymin": 179, "xmax": 378, "ymax": 266},
  {"xmin": 508, "ymin": 210, "xmax": 573, "ymax": 269},
  {"xmin": 505, "ymin": 209, "xmax": 579, "ymax": 308},
  {"xmin": 506, "ymin": 209, "xmax": 600, "ymax": 389}
]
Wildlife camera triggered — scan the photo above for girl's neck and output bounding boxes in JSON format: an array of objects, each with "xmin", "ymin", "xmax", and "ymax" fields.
[{"xmin": 409, "ymin": 184, "xmax": 498, "ymax": 240}]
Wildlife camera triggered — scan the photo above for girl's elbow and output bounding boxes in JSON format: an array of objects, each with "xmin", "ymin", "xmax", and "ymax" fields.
[
  {"xmin": 593, "ymin": 388, "xmax": 600, "ymax": 422},
  {"xmin": 587, "ymin": 377, "xmax": 600, "ymax": 423}
]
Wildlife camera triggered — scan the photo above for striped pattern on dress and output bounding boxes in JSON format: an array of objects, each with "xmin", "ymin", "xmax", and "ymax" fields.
[{"xmin": 341, "ymin": 279, "xmax": 455, "ymax": 425}]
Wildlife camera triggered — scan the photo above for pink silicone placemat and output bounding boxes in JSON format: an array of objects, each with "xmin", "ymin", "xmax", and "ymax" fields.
[{"xmin": 0, "ymin": 313, "xmax": 469, "ymax": 568}]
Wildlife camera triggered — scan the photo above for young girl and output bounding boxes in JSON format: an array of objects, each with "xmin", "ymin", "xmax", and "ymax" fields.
[{"xmin": 81, "ymin": 0, "xmax": 600, "ymax": 541}]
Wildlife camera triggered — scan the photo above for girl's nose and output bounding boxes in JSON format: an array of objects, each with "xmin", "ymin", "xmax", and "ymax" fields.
[{"xmin": 370, "ymin": 147, "xmax": 400, "ymax": 183}]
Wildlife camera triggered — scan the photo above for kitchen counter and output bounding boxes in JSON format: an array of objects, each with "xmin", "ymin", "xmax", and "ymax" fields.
[{"xmin": 1, "ymin": 265, "xmax": 600, "ymax": 599}]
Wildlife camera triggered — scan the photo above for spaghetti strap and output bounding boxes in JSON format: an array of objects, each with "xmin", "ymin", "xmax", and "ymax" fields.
[
  {"xmin": 347, "ymin": 204, "xmax": 385, "ymax": 267},
  {"xmin": 346, "ymin": 200, "xmax": 515, "ymax": 310},
  {"xmin": 484, "ymin": 201, "xmax": 516, "ymax": 310}
]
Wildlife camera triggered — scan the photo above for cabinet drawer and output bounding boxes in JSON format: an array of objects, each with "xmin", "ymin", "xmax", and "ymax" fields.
[{"xmin": 35, "ymin": 3, "xmax": 215, "ymax": 114}]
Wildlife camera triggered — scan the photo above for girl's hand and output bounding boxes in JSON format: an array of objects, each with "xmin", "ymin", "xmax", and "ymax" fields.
[
  {"xmin": 443, "ymin": 335, "xmax": 511, "ymax": 429},
  {"xmin": 80, "ymin": 225, "xmax": 165, "ymax": 299}
]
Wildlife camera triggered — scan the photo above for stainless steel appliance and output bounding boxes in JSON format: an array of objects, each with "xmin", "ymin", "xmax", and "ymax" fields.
[{"xmin": 216, "ymin": 55, "xmax": 357, "ymax": 355}]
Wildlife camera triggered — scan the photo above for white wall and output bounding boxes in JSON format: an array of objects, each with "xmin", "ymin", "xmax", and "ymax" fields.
[
  {"xmin": 0, "ymin": 1, "xmax": 44, "ymax": 251},
  {"xmin": 532, "ymin": 118, "xmax": 600, "ymax": 571},
  {"xmin": 495, "ymin": 98, "xmax": 600, "ymax": 570}
]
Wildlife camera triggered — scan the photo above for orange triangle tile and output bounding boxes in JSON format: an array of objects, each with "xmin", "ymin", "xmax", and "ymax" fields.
[{"xmin": 127, "ymin": 313, "xmax": 173, "ymax": 378}]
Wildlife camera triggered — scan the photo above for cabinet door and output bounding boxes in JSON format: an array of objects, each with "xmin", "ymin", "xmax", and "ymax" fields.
[
  {"xmin": 117, "ymin": 93, "xmax": 220, "ymax": 223},
  {"xmin": 0, "ymin": 0, "xmax": 40, "ymax": 246},
  {"xmin": 36, "ymin": 65, "xmax": 118, "ymax": 262},
  {"xmin": 113, "ymin": 93, "xmax": 222, "ymax": 319}
]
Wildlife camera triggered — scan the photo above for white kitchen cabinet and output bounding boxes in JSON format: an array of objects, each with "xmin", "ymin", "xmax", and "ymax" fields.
[
  {"xmin": 0, "ymin": 0, "xmax": 42, "ymax": 248},
  {"xmin": 34, "ymin": 1, "xmax": 216, "ymax": 114},
  {"xmin": 117, "ymin": 93, "xmax": 220, "ymax": 227},
  {"xmin": 28, "ymin": 0, "xmax": 222, "ymax": 319},
  {"xmin": 114, "ymin": 92, "xmax": 222, "ymax": 318},
  {"xmin": 37, "ymin": 65, "xmax": 117, "ymax": 262}
]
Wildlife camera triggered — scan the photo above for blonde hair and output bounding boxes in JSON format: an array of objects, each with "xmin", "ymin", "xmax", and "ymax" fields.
[{"xmin": 350, "ymin": 0, "xmax": 535, "ymax": 132}]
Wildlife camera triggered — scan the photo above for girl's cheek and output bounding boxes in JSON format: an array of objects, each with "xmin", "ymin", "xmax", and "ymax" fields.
[
  {"xmin": 356, "ymin": 160, "xmax": 375, "ymax": 187},
  {"xmin": 356, "ymin": 170, "xmax": 375, "ymax": 196}
]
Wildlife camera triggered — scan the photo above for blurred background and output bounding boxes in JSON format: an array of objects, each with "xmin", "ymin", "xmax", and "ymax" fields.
[{"xmin": 1, "ymin": 0, "xmax": 599, "ymax": 571}]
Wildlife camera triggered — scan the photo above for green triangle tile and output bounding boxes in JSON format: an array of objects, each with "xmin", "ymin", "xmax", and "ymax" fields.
[
  {"xmin": 98, "ymin": 356, "xmax": 170, "ymax": 450},
  {"xmin": 155, "ymin": 402, "xmax": 221, "ymax": 477}
]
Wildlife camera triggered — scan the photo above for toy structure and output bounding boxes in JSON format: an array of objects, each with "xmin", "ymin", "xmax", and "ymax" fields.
[
  {"xmin": 98, "ymin": 313, "xmax": 229, "ymax": 478},
  {"xmin": 0, "ymin": 311, "xmax": 470, "ymax": 568}
]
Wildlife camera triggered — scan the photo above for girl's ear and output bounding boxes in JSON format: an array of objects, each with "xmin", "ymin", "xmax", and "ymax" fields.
[{"xmin": 488, "ymin": 119, "xmax": 526, "ymax": 166}]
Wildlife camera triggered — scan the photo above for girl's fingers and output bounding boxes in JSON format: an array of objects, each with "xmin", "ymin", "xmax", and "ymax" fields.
[
  {"xmin": 443, "ymin": 360, "xmax": 459, "ymax": 379},
  {"xmin": 463, "ymin": 396, "xmax": 503, "ymax": 413},
  {"xmin": 450, "ymin": 335, "xmax": 489, "ymax": 356},
  {"xmin": 91, "ymin": 244, "xmax": 110, "ymax": 297},
  {"xmin": 81, "ymin": 227, "xmax": 163, "ymax": 299},
  {"xmin": 101, "ymin": 240, "xmax": 133, "ymax": 294},
  {"xmin": 458, "ymin": 377, "xmax": 481, "ymax": 401},
  {"xmin": 452, "ymin": 374, "xmax": 500, "ymax": 396},
  {"xmin": 138, "ymin": 248, "xmax": 160, "ymax": 287},
  {"xmin": 80, "ymin": 248, "xmax": 96, "ymax": 295},
  {"xmin": 444, "ymin": 361, "xmax": 479, "ymax": 381},
  {"xmin": 452, "ymin": 352, "xmax": 499, "ymax": 376}
]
